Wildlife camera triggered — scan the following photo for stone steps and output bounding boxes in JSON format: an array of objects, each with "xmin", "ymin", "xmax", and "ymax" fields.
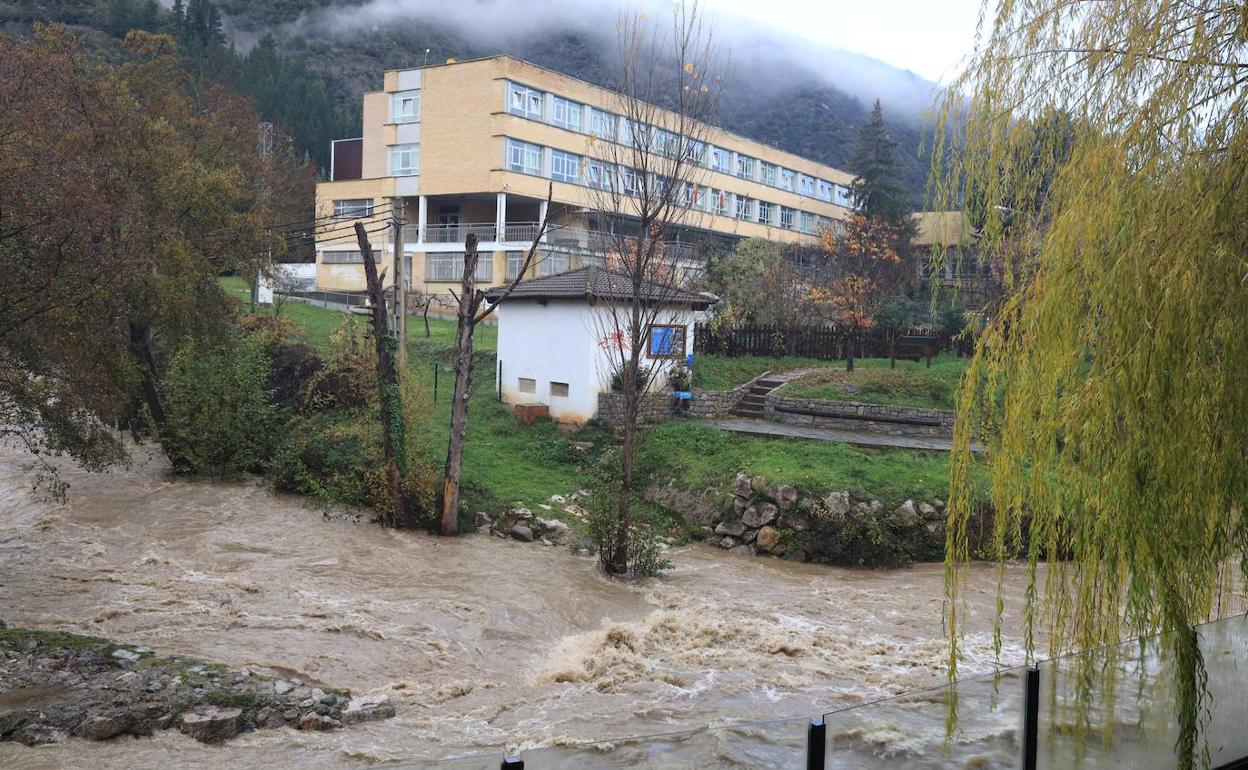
[{"xmin": 730, "ymin": 373, "xmax": 793, "ymax": 418}]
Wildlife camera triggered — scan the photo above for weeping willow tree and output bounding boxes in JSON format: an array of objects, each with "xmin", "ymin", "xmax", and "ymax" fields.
[{"xmin": 930, "ymin": 1, "xmax": 1247, "ymax": 766}]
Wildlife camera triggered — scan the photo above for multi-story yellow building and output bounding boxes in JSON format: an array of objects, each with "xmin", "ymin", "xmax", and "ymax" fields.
[{"xmin": 314, "ymin": 55, "xmax": 855, "ymax": 294}]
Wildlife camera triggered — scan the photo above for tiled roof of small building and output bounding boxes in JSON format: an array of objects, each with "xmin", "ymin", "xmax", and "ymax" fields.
[{"xmin": 484, "ymin": 266, "xmax": 716, "ymax": 308}]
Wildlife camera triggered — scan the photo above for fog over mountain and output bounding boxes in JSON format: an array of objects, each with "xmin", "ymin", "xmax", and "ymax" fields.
[
  {"xmin": 209, "ymin": 0, "xmax": 938, "ymax": 200},
  {"xmin": 280, "ymin": 0, "xmax": 940, "ymax": 118}
]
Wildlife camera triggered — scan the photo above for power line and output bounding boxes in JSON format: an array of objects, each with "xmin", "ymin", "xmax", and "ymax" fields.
[{"xmin": 265, "ymin": 202, "xmax": 395, "ymax": 234}]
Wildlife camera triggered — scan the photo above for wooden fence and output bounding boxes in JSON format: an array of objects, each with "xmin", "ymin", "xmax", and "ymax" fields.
[{"xmin": 693, "ymin": 323, "xmax": 971, "ymax": 360}]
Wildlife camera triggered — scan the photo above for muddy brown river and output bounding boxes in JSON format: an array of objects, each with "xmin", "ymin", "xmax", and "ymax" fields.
[{"xmin": 7, "ymin": 442, "xmax": 1223, "ymax": 769}]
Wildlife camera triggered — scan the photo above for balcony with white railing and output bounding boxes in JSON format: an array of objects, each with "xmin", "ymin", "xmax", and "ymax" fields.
[{"xmin": 396, "ymin": 220, "xmax": 698, "ymax": 264}]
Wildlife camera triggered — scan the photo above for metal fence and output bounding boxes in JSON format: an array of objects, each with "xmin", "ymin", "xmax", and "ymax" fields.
[{"xmin": 379, "ymin": 613, "xmax": 1247, "ymax": 769}]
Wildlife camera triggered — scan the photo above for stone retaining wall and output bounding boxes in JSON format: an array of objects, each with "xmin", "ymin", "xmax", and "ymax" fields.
[
  {"xmin": 596, "ymin": 381, "xmax": 751, "ymax": 425},
  {"xmin": 764, "ymin": 394, "xmax": 955, "ymax": 438}
]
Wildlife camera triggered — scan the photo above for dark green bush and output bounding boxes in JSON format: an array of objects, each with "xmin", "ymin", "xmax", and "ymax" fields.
[{"xmin": 159, "ymin": 332, "xmax": 283, "ymax": 476}]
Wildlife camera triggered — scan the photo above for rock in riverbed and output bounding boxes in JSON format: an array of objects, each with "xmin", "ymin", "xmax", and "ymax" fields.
[
  {"xmin": 0, "ymin": 628, "xmax": 394, "ymax": 747},
  {"xmin": 180, "ymin": 708, "xmax": 242, "ymax": 743}
]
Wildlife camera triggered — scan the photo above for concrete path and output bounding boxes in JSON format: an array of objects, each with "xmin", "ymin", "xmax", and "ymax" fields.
[{"xmin": 705, "ymin": 417, "xmax": 984, "ymax": 452}]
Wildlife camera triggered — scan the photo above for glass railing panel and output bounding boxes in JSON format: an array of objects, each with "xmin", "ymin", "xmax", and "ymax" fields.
[
  {"xmin": 516, "ymin": 716, "xmax": 809, "ymax": 769},
  {"xmin": 1037, "ymin": 613, "xmax": 1248, "ymax": 769},
  {"xmin": 822, "ymin": 665, "xmax": 1027, "ymax": 769}
]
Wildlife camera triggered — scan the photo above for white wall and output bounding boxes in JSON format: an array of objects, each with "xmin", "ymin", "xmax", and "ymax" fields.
[
  {"xmin": 495, "ymin": 299, "xmax": 700, "ymax": 424},
  {"xmin": 496, "ymin": 301, "xmax": 600, "ymax": 423},
  {"xmin": 256, "ymin": 263, "xmax": 317, "ymax": 303}
]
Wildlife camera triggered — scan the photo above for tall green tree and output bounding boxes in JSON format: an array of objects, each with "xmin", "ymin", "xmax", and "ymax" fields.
[
  {"xmin": 848, "ymin": 99, "xmax": 907, "ymax": 222},
  {"xmin": 0, "ymin": 26, "xmax": 307, "ymax": 494},
  {"xmin": 931, "ymin": 2, "xmax": 1248, "ymax": 767}
]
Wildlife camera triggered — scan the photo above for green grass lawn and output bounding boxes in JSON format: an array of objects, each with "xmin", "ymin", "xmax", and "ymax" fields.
[
  {"xmin": 692, "ymin": 353, "xmax": 840, "ymax": 390},
  {"xmin": 780, "ymin": 355, "xmax": 969, "ymax": 410},
  {"xmin": 639, "ymin": 421, "xmax": 977, "ymax": 507},
  {"xmin": 220, "ymin": 275, "xmax": 496, "ymax": 356},
  {"xmin": 220, "ymin": 276, "xmax": 972, "ymax": 512}
]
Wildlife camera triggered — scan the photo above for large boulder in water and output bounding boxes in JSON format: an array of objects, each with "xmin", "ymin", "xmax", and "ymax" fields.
[
  {"xmin": 341, "ymin": 695, "xmax": 395, "ymax": 725},
  {"xmin": 180, "ymin": 707, "xmax": 241, "ymax": 743}
]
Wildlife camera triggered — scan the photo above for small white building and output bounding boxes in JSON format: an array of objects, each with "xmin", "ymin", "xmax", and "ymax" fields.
[{"xmin": 487, "ymin": 266, "xmax": 716, "ymax": 424}]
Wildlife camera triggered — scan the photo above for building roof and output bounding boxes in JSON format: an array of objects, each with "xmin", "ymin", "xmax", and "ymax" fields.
[{"xmin": 484, "ymin": 266, "xmax": 716, "ymax": 309}]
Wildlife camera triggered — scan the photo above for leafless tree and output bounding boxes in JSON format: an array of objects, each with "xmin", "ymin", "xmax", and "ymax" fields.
[
  {"xmin": 586, "ymin": 1, "xmax": 724, "ymax": 574},
  {"xmin": 439, "ymin": 186, "xmax": 554, "ymax": 535}
]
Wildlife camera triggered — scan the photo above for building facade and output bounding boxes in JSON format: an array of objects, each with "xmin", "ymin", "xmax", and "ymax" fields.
[{"xmin": 314, "ymin": 55, "xmax": 856, "ymax": 295}]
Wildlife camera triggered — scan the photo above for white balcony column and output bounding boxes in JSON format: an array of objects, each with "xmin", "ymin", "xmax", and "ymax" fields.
[
  {"xmin": 496, "ymin": 192, "xmax": 507, "ymax": 242},
  {"xmin": 417, "ymin": 195, "xmax": 428, "ymax": 243},
  {"xmin": 538, "ymin": 200, "xmax": 549, "ymax": 243}
]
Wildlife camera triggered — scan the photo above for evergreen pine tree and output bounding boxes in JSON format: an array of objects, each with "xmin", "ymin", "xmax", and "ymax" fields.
[{"xmin": 848, "ymin": 99, "xmax": 907, "ymax": 222}]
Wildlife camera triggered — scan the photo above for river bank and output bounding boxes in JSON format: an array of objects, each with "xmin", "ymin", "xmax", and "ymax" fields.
[
  {"xmin": 0, "ymin": 442, "xmax": 1030, "ymax": 769},
  {"xmin": 0, "ymin": 626, "xmax": 394, "ymax": 745}
]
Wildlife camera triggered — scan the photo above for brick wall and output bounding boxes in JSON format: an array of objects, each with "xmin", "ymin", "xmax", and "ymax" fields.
[{"xmin": 764, "ymin": 394, "xmax": 955, "ymax": 437}]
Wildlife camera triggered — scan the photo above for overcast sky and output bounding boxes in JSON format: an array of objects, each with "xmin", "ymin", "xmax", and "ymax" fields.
[{"xmin": 703, "ymin": 0, "xmax": 986, "ymax": 83}]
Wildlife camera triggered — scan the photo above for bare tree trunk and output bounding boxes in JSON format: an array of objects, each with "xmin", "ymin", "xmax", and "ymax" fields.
[
  {"xmin": 355, "ymin": 223, "xmax": 407, "ymax": 527},
  {"xmin": 440, "ymin": 236, "xmax": 479, "ymax": 536}
]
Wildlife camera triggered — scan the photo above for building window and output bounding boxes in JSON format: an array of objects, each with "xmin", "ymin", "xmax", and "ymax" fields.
[
  {"xmin": 735, "ymin": 154, "xmax": 754, "ymax": 180},
  {"xmin": 332, "ymin": 199, "xmax": 373, "ymax": 218},
  {"xmin": 587, "ymin": 159, "xmax": 614, "ymax": 190},
  {"xmin": 760, "ymin": 162, "xmax": 776, "ymax": 186},
  {"xmin": 684, "ymin": 140, "xmax": 706, "ymax": 164},
  {"xmin": 734, "ymin": 195, "xmax": 750, "ymax": 220},
  {"xmin": 389, "ymin": 143, "xmax": 419, "ymax": 176},
  {"xmin": 654, "ymin": 129, "xmax": 680, "ymax": 158},
  {"xmin": 800, "ymin": 211, "xmax": 816, "ymax": 233},
  {"xmin": 507, "ymin": 81, "xmax": 544, "ymax": 119},
  {"xmin": 757, "ymin": 200, "xmax": 772, "ymax": 224},
  {"xmin": 550, "ymin": 381, "xmax": 569, "ymax": 398},
  {"xmin": 780, "ymin": 168, "xmax": 796, "ymax": 191},
  {"xmin": 834, "ymin": 184, "xmax": 852, "ymax": 207},
  {"xmin": 539, "ymin": 249, "xmax": 571, "ymax": 275},
  {"xmin": 518, "ymin": 377, "xmax": 536, "ymax": 394},
  {"xmin": 550, "ymin": 150, "xmax": 581, "ymax": 183},
  {"xmin": 589, "ymin": 108, "xmax": 615, "ymax": 140},
  {"xmin": 780, "ymin": 207, "xmax": 795, "ymax": 229},
  {"xmin": 391, "ymin": 90, "xmax": 420, "ymax": 122},
  {"xmin": 322, "ymin": 250, "xmax": 365, "ymax": 264},
  {"xmin": 646, "ymin": 324, "xmax": 687, "ymax": 359},
  {"xmin": 426, "ymin": 252, "xmax": 492, "ymax": 282},
  {"xmin": 799, "ymin": 174, "xmax": 815, "ymax": 196},
  {"xmin": 620, "ymin": 167, "xmax": 641, "ymax": 197},
  {"xmin": 711, "ymin": 189, "xmax": 729, "ymax": 215},
  {"xmin": 505, "ymin": 250, "xmax": 527, "ymax": 280},
  {"xmin": 817, "ymin": 179, "xmax": 834, "ymax": 202},
  {"xmin": 506, "ymin": 138, "xmax": 542, "ymax": 175},
  {"xmin": 551, "ymin": 96, "xmax": 582, "ymax": 132},
  {"xmin": 709, "ymin": 146, "xmax": 731, "ymax": 172}
]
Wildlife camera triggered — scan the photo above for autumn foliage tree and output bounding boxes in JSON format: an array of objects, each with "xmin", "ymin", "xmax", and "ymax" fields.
[{"xmin": 808, "ymin": 216, "xmax": 909, "ymax": 370}]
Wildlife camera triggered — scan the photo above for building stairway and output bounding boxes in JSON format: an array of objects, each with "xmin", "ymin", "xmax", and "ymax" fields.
[{"xmin": 730, "ymin": 375, "xmax": 789, "ymax": 418}]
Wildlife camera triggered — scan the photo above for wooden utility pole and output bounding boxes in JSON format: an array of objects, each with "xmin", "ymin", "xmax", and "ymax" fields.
[{"xmin": 392, "ymin": 197, "xmax": 407, "ymax": 369}]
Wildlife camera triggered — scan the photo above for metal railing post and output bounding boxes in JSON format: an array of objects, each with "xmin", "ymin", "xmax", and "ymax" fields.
[
  {"xmin": 806, "ymin": 717, "xmax": 826, "ymax": 770},
  {"xmin": 1022, "ymin": 665, "xmax": 1040, "ymax": 770}
]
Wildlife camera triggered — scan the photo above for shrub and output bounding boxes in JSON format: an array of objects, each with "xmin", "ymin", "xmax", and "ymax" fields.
[
  {"xmin": 583, "ymin": 447, "xmax": 671, "ymax": 576},
  {"xmin": 609, "ymin": 364, "xmax": 651, "ymax": 393},
  {"xmin": 270, "ymin": 370, "xmax": 440, "ymax": 526},
  {"xmin": 304, "ymin": 315, "xmax": 374, "ymax": 410},
  {"xmin": 270, "ymin": 343, "xmax": 324, "ymax": 407},
  {"xmin": 159, "ymin": 332, "xmax": 284, "ymax": 476}
]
